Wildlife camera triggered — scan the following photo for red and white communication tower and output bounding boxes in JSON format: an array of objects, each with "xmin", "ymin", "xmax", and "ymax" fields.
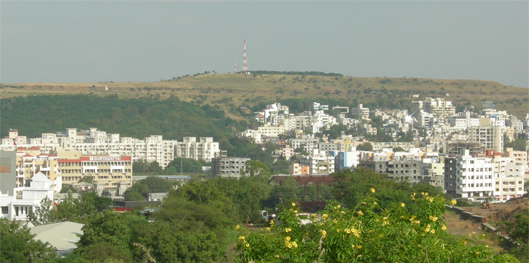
[
  {"xmin": 233, "ymin": 61, "xmax": 237, "ymax": 74},
  {"xmin": 242, "ymin": 39, "xmax": 248, "ymax": 74}
]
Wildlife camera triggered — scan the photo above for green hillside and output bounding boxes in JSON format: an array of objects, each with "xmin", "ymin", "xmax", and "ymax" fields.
[{"xmin": 1, "ymin": 74, "xmax": 527, "ymax": 119}]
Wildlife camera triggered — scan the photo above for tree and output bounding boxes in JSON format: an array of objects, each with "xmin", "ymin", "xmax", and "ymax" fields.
[
  {"xmin": 77, "ymin": 211, "xmax": 133, "ymax": 254},
  {"xmin": 0, "ymin": 218, "xmax": 58, "ymax": 262},
  {"xmin": 356, "ymin": 142, "xmax": 373, "ymax": 151},
  {"xmin": 28, "ymin": 196, "xmax": 56, "ymax": 226},
  {"xmin": 165, "ymin": 157, "xmax": 203, "ymax": 173},
  {"xmin": 235, "ymin": 193, "xmax": 518, "ymax": 263}
]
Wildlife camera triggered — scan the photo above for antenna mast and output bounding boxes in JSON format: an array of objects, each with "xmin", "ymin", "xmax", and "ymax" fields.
[{"xmin": 242, "ymin": 39, "xmax": 248, "ymax": 74}]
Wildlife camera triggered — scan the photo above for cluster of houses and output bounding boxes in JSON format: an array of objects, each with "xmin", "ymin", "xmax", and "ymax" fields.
[
  {"xmin": 236, "ymin": 99, "xmax": 529, "ymax": 202},
  {"xmin": 1, "ymin": 97, "xmax": 528, "ymax": 222}
]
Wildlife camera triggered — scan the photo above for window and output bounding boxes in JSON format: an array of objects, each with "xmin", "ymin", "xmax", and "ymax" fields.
[{"xmin": 1, "ymin": 207, "xmax": 7, "ymax": 214}]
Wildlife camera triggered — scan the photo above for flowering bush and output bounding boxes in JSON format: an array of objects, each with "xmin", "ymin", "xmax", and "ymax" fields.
[{"xmin": 235, "ymin": 190, "xmax": 518, "ymax": 263}]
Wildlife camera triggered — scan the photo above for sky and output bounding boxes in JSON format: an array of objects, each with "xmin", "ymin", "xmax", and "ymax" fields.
[{"xmin": 1, "ymin": 1, "xmax": 528, "ymax": 88}]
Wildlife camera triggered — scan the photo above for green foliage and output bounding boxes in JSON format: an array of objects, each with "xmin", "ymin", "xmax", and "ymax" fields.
[
  {"xmin": 28, "ymin": 196, "xmax": 55, "ymax": 226},
  {"xmin": 164, "ymin": 157, "xmax": 203, "ymax": 173},
  {"xmin": 498, "ymin": 208, "xmax": 529, "ymax": 262},
  {"xmin": 332, "ymin": 168, "xmax": 444, "ymax": 213},
  {"xmin": 124, "ymin": 176, "xmax": 174, "ymax": 201},
  {"xmin": 234, "ymin": 194, "xmax": 518, "ymax": 263},
  {"xmin": 0, "ymin": 95, "xmax": 234, "ymax": 144},
  {"xmin": 505, "ymin": 138, "xmax": 528, "ymax": 151},
  {"xmin": 0, "ymin": 218, "xmax": 58, "ymax": 262},
  {"xmin": 356, "ymin": 142, "xmax": 373, "ymax": 151},
  {"xmin": 78, "ymin": 211, "xmax": 133, "ymax": 253}
]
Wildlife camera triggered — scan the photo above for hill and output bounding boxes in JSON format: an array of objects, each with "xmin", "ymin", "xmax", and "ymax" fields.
[{"xmin": 1, "ymin": 74, "xmax": 528, "ymax": 119}]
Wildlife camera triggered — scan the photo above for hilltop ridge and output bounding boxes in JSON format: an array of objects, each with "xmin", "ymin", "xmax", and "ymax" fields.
[{"xmin": 1, "ymin": 74, "xmax": 527, "ymax": 119}]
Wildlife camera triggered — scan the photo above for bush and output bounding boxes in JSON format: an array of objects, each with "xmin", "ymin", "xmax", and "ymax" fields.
[{"xmin": 234, "ymin": 191, "xmax": 518, "ymax": 262}]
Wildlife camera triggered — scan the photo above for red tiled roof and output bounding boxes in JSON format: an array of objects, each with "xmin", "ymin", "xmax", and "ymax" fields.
[
  {"xmin": 22, "ymin": 154, "xmax": 33, "ymax": 158},
  {"xmin": 28, "ymin": 146, "xmax": 40, "ymax": 150}
]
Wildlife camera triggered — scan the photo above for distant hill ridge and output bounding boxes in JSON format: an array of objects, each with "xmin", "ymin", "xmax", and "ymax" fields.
[{"xmin": 1, "ymin": 73, "xmax": 527, "ymax": 119}]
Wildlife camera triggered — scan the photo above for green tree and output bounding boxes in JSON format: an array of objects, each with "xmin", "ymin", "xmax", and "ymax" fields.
[
  {"xmin": 77, "ymin": 211, "xmax": 133, "ymax": 255},
  {"xmin": 28, "ymin": 196, "xmax": 57, "ymax": 226},
  {"xmin": 165, "ymin": 157, "xmax": 203, "ymax": 173},
  {"xmin": 0, "ymin": 218, "xmax": 58, "ymax": 262},
  {"xmin": 356, "ymin": 142, "xmax": 373, "ymax": 151},
  {"xmin": 235, "ymin": 194, "xmax": 518, "ymax": 263}
]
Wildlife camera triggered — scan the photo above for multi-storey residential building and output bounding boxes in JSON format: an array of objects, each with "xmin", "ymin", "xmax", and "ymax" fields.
[
  {"xmin": 15, "ymin": 149, "xmax": 62, "ymax": 192},
  {"xmin": 492, "ymin": 155, "xmax": 525, "ymax": 201},
  {"xmin": 211, "ymin": 157, "xmax": 250, "ymax": 178},
  {"xmin": 300, "ymin": 150, "xmax": 335, "ymax": 174},
  {"xmin": 412, "ymin": 97, "xmax": 455, "ymax": 120},
  {"xmin": 444, "ymin": 157, "xmax": 458, "ymax": 197},
  {"xmin": 467, "ymin": 118, "xmax": 504, "ymax": 153},
  {"xmin": 351, "ymin": 104, "xmax": 370, "ymax": 119},
  {"xmin": 289, "ymin": 136, "xmax": 320, "ymax": 152},
  {"xmin": 330, "ymin": 148, "xmax": 361, "ymax": 172},
  {"xmin": 58, "ymin": 155, "xmax": 132, "ymax": 188},
  {"xmin": 1, "ymin": 128, "xmax": 180, "ymax": 169},
  {"xmin": 175, "ymin": 137, "xmax": 220, "ymax": 163},
  {"xmin": 256, "ymin": 125, "xmax": 286, "ymax": 138},
  {"xmin": 455, "ymin": 150, "xmax": 494, "ymax": 200},
  {"xmin": 289, "ymin": 163, "xmax": 309, "ymax": 175}
]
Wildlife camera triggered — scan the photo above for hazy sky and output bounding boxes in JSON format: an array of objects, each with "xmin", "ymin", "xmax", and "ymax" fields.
[{"xmin": 1, "ymin": 1, "xmax": 528, "ymax": 87}]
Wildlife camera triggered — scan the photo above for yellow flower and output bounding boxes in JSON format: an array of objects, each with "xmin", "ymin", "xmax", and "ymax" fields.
[
  {"xmin": 275, "ymin": 255, "xmax": 280, "ymax": 258},
  {"xmin": 284, "ymin": 236, "xmax": 291, "ymax": 242},
  {"xmin": 461, "ymin": 240, "xmax": 467, "ymax": 245},
  {"xmin": 373, "ymin": 202, "xmax": 378, "ymax": 205},
  {"xmin": 351, "ymin": 244, "xmax": 355, "ymax": 248},
  {"xmin": 382, "ymin": 220, "xmax": 389, "ymax": 226},
  {"xmin": 357, "ymin": 245, "xmax": 362, "ymax": 249},
  {"xmin": 333, "ymin": 219, "xmax": 338, "ymax": 224},
  {"xmin": 311, "ymin": 214, "xmax": 316, "ymax": 218},
  {"xmin": 292, "ymin": 241, "xmax": 298, "ymax": 248},
  {"xmin": 285, "ymin": 228, "xmax": 292, "ymax": 233},
  {"xmin": 292, "ymin": 202, "xmax": 296, "ymax": 207},
  {"xmin": 245, "ymin": 243, "xmax": 250, "ymax": 248},
  {"xmin": 238, "ymin": 236, "xmax": 245, "ymax": 241},
  {"xmin": 441, "ymin": 225, "xmax": 447, "ymax": 231},
  {"xmin": 375, "ymin": 219, "xmax": 380, "ymax": 222},
  {"xmin": 357, "ymin": 211, "xmax": 363, "ymax": 216},
  {"xmin": 265, "ymin": 227, "xmax": 271, "ymax": 231},
  {"xmin": 320, "ymin": 230, "xmax": 327, "ymax": 237},
  {"xmin": 357, "ymin": 255, "xmax": 362, "ymax": 258},
  {"xmin": 235, "ymin": 225, "xmax": 240, "ymax": 230},
  {"xmin": 369, "ymin": 188, "xmax": 375, "ymax": 193},
  {"xmin": 337, "ymin": 204, "xmax": 341, "ymax": 208},
  {"xmin": 336, "ymin": 229, "xmax": 340, "ymax": 233},
  {"xmin": 322, "ymin": 214, "xmax": 328, "ymax": 219},
  {"xmin": 430, "ymin": 229, "xmax": 435, "ymax": 234},
  {"xmin": 269, "ymin": 220, "xmax": 274, "ymax": 226},
  {"xmin": 400, "ymin": 203, "xmax": 405, "ymax": 207},
  {"xmin": 294, "ymin": 210, "xmax": 298, "ymax": 214},
  {"xmin": 450, "ymin": 200, "xmax": 457, "ymax": 206}
]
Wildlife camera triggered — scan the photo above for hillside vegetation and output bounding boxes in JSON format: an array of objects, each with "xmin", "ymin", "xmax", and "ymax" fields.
[{"xmin": 1, "ymin": 73, "xmax": 527, "ymax": 119}]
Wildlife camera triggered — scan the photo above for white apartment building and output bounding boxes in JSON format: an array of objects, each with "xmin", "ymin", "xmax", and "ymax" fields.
[
  {"xmin": 492, "ymin": 156, "xmax": 525, "ymax": 201},
  {"xmin": 456, "ymin": 150, "xmax": 494, "ymax": 200},
  {"xmin": 1, "ymin": 128, "xmax": 227, "ymax": 169},
  {"xmin": 256, "ymin": 125, "xmax": 286, "ymax": 138},
  {"xmin": 0, "ymin": 172, "xmax": 55, "ymax": 221},
  {"xmin": 175, "ymin": 137, "xmax": 220, "ymax": 163},
  {"xmin": 300, "ymin": 150, "xmax": 335, "ymax": 174},
  {"xmin": 412, "ymin": 97, "xmax": 455, "ymax": 120}
]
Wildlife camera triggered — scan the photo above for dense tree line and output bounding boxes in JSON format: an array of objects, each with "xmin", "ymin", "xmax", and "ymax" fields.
[
  {"xmin": 0, "ymin": 95, "xmax": 243, "ymax": 143},
  {"xmin": 2, "ymin": 167, "xmax": 523, "ymax": 262}
]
